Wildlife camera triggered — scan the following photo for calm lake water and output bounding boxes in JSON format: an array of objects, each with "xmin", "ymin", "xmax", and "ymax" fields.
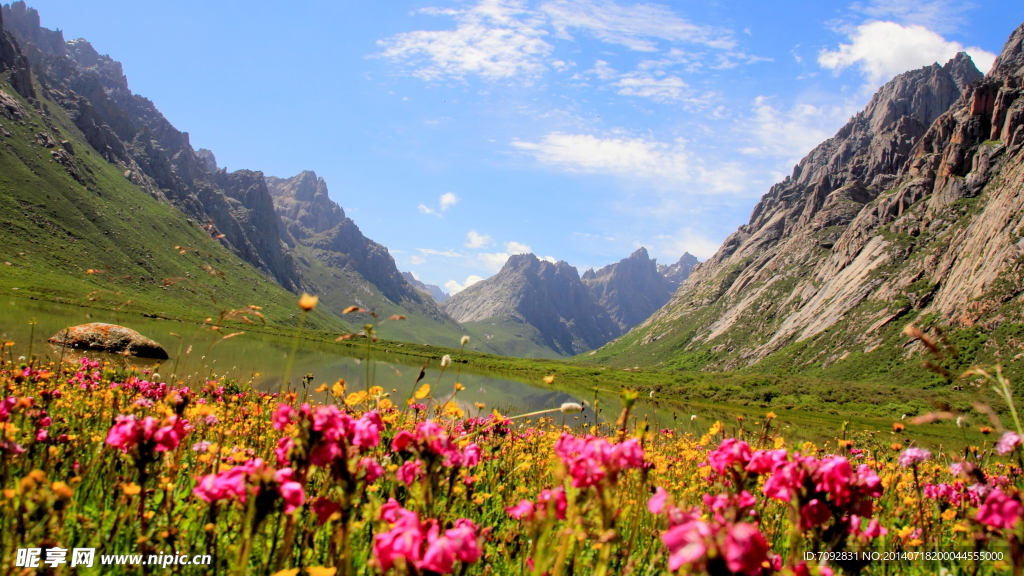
[{"xmin": 0, "ymin": 296, "xmax": 865, "ymax": 442}]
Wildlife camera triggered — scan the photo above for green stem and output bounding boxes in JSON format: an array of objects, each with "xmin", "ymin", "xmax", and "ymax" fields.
[{"xmin": 280, "ymin": 311, "xmax": 307, "ymax": 396}]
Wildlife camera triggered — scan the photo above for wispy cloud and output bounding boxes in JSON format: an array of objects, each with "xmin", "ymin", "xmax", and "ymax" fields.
[
  {"xmin": 376, "ymin": 0, "xmax": 552, "ymax": 82},
  {"xmin": 376, "ymin": 0, "xmax": 756, "ymax": 84},
  {"xmin": 475, "ymin": 241, "xmax": 534, "ymax": 272},
  {"xmin": 409, "ymin": 255, "xmax": 426, "ymax": 265},
  {"xmin": 612, "ymin": 71, "xmax": 701, "ymax": 105},
  {"xmin": 445, "ymin": 275, "xmax": 485, "ymax": 294},
  {"xmin": 417, "ymin": 248, "xmax": 463, "ymax": 257},
  {"xmin": 849, "ymin": 0, "xmax": 974, "ymax": 34},
  {"xmin": 540, "ymin": 0, "xmax": 735, "ymax": 51},
  {"xmin": 506, "ymin": 241, "xmax": 532, "ymax": 254},
  {"xmin": 738, "ymin": 96, "xmax": 860, "ymax": 169},
  {"xmin": 818, "ymin": 21, "xmax": 997, "ymax": 88},
  {"xmin": 511, "ymin": 131, "xmax": 745, "ymax": 193},
  {"xmin": 465, "ymin": 230, "xmax": 493, "ymax": 248}
]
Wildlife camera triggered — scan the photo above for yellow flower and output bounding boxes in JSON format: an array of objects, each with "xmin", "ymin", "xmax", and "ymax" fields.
[
  {"xmin": 298, "ymin": 293, "xmax": 319, "ymax": 311},
  {"xmin": 122, "ymin": 483, "xmax": 142, "ymax": 496},
  {"xmin": 271, "ymin": 570, "xmax": 300, "ymax": 576},
  {"xmin": 332, "ymin": 381, "xmax": 346, "ymax": 397},
  {"xmin": 306, "ymin": 568, "xmax": 336, "ymax": 576},
  {"xmin": 773, "ymin": 437, "xmax": 786, "ymax": 449},
  {"xmin": 314, "ymin": 384, "xmax": 328, "ymax": 393},
  {"xmin": 378, "ymin": 398, "xmax": 394, "ymax": 410},
  {"xmin": 51, "ymin": 481, "xmax": 73, "ymax": 499},
  {"xmin": 543, "ymin": 375, "xmax": 555, "ymax": 384},
  {"xmin": 369, "ymin": 386, "xmax": 384, "ymax": 397},
  {"xmin": 941, "ymin": 508, "xmax": 957, "ymax": 521},
  {"xmin": 454, "ymin": 382, "xmax": 465, "ymax": 391},
  {"xmin": 414, "ymin": 384, "xmax": 431, "ymax": 400}
]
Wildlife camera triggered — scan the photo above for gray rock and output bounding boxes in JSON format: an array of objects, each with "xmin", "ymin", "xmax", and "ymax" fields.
[
  {"xmin": 48, "ymin": 323, "xmax": 168, "ymax": 359},
  {"xmin": 582, "ymin": 247, "xmax": 674, "ymax": 332}
]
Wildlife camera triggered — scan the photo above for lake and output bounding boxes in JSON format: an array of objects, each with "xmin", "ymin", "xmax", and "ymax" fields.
[{"xmin": 0, "ymin": 296, "xmax": 880, "ymax": 443}]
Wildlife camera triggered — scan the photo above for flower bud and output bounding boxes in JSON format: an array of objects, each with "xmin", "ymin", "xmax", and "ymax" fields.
[{"xmin": 441, "ymin": 355, "xmax": 451, "ymax": 368}]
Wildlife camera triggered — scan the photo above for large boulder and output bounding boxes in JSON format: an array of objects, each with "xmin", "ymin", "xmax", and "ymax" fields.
[{"xmin": 48, "ymin": 323, "xmax": 168, "ymax": 359}]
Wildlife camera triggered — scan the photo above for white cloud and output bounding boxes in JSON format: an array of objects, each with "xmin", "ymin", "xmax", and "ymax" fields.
[
  {"xmin": 505, "ymin": 241, "xmax": 532, "ymax": 254},
  {"xmin": 511, "ymin": 132, "xmax": 745, "ymax": 193},
  {"xmin": 445, "ymin": 275, "xmax": 485, "ymax": 294},
  {"xmin": 409, "ymin": 256, "xmax": 426, "ymax": 265},
  {"xmin": 849, "ymin": 0, "xmax": 973, "ymax": 34},
  {"xmin": 419, "ymin": 193, "xmax": 460, "ymax": 216},
  {"xmin": 376, "ymin": 0, "xmax": 553, "ymax": 81},
  {"xmin": 465, "ymin": 230, "xmax": 493, "ymax": 248},
  {"xmin": 417, "ymin": 248, "xmax": 463, "ymax": 257},
  {"xmin": 439, "ymin": 192, "xmax": 460, "ymax": 211},
  {"xmin": 479, "ymin": 252, "xmax": 510, "ymax": 271},
  {"xmin": 540, "ymin": 0, "xmax": 735, "ymax": 51},
  {"xmin": 818, "ymin": 21, "xmax": 997, "ymax": 88},
  {"xmin": 652, "ymin": 229, "xmax": 719, "ymax": 260},
  {"xmin": 739, "ymin": 96, "xmax": 860, "ymax": 167},
  {"xmin": 613, "ymin": 72, "xmax": 694, "ymax": 103},
  {"xmin": 586, "ymin": 59, "xmax": 618, "ymax": 80},
  {"xmin": 541, "ymin": 255, "xmax": 558, "ymax": 263}
]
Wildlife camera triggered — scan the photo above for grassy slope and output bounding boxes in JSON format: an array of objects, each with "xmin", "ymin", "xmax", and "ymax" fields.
[
  {"xmin": 0, "ymin": 76, "xmax": 348, "ymax": 333},
  {"xmin": 459, "ymin": 315, "xmax": 565, "ymax": 359}
]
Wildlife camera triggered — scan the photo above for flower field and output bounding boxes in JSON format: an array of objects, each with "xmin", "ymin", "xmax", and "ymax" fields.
[{"xmin": 1, "ymin": 343, "xmax": 1023, "ymax": 575}]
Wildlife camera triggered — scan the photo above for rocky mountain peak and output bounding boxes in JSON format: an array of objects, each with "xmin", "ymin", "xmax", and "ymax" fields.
[
  {"xmin": 443, "ymin": 253, "xmax": 618, "ymax": 355},
  {"xmin": 265, "ymin": 170, "xmax": 344, "ymax": 240},
  {"xmin": 658, "ymin": 252, "xmax": 698, "ymax": 290},
  {"xmin": 582, "ymin": 246, "xmax": 672, "ymax": 333},
  {"xmin": 989, "ymin": 23, "xmax": 1024, "ymax": 83}
]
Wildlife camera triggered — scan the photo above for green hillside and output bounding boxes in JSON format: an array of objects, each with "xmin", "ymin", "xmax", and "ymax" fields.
[{"xmin": 0, "ymin": 75, "xmax": 347, "ymax": 332}]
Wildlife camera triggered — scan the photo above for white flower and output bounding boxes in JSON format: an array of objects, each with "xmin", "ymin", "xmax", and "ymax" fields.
[
  {"xmin": 560, "ymin": 402, "xmax": 583, "ymax": 414},
  {"xmin": 441, "ymin": 355, "xmax": 452, "ymax": 368},
  {"xmin": 460, "ymin": 335, "xmax": 470, "ymax": 346}
]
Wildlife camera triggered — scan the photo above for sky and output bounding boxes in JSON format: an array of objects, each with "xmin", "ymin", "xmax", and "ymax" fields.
[{"xmin": 20, "ymin": 0, "xmax": 1022, "ymax": 294}]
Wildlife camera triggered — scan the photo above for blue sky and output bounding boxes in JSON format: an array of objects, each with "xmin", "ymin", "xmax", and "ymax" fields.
[{"xmin": 23, "ymin": 0, "xmax": 1021, "ymax": 294}]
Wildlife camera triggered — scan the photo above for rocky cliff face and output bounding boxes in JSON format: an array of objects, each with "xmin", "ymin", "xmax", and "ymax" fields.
[
  {"xmin": 265, "ymin": 171, "xmax": 464, "ymax": 337},
  {"xmin": 443, "ymin": 254, "xmax": 620, "ymax": 355},
  {"xmin": 590, "ymin": 45, "xmax": 1021, "ymax": 378},
  {"xmin": 1, "ymin": 1, "xmax": 301, "ymax": 290},
  {"xmin": 658, "ymin": 252, "xmax": 698, "ymax": 290},
  {"xmin": 581, "ymin": 247, "xmax": 674, "ymax": 332},
  {"xmin": 401, "ymin": 272, "xmax": 449, "ymax": 304}
]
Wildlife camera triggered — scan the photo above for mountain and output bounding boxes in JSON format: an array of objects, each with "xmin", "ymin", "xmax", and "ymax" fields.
[
  {"xmin": 1, "ymin": 2, "xmax": 303, "ymax": 291},
  {"xmin": 0, "ymin": 7, "xmax": 345, "ymax": 331},
  {"xmin": 586, "ymin": 34, "xmax": 1024, "ymax": 386},
  {"xmin": 0, "ymin": 1, "xmax": 470, "ymax": 347},
  {"xmin": 264, "ymin": 170, "xmax": 466, "ymax": 344},
  {"xmin": 401, "ymin": 272, "xmax": 449, "ymax": 304},
  {"xmin": 443, "ymin": 254, "xmax": 620, "ymax": 357},
  {"xmin": 658, "ymin": 252, "xmax": 699, "ymax": 290},
  {"xmin": 581, "ymin": 247, "xmax": 674, "ymax": 333}
]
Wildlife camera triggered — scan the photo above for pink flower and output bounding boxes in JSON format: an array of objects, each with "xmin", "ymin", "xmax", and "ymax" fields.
[
  {"xmin": 724, "ymin": 522, "xmax": 770, "ymax": 575},
  {"xmin": 359, "ymin": 457, "xmax": 385, "ymax": 483},
  {"xmin": 707, "ymin": 439, "xmax": 752, "ymax": 475},
  {"xmin": 275, "ymin": 436, "xmax": 294, "ymax": 467},
  {"xmin": 373, "ymin": 513, "xmax": 426, "ymax": 572},
  {"xmin": 662, "ymin": 519, "xmax": 712, "ymax": 572},
  {"xmin": 278, "ymin": 481, "xmax": 305, "ymax": 513},
  {"xmin": 392, "ymin": 430, "xmax": 415, "ymax": 452},
  {"xmin": 461, "ymin": 443, "xmax": 482, "ymax": 468},
  {"xmin": 506, "ymin": 500, "xmax": 535, "ymax": 520},
  {"xmin": 976, "ymin": 489, "xmax": 1024, "ymax": 530},
  {"xmin": 648, "ymin": 487, "xmax": 669, "ymax": 514},
  {"xmin": 849, "ymin": 515, "xmax": 888, "ymax": 539},
  {"xmin": 420, "ymin": 520, "xmax": 481, "ymax": 573},
  {"xmin": 152, "ymin": 416, "xmax": 187, "ymax": 451},
  {"xmin": 312, "ymin": 497, "xmax": 341, "ymax": 525},
  {"xmin": 897, "ymin": 447, "xmax": 931, "ymax": 468},
  {"xmin": 380, "ymin": 498, "xmax": 404, "ymax": 522},
  {"xmin": 192, "ymin": 462, "xmax": 254, "ymax": 503},
  {"xmin": 537, "ymin": 487, "xmax": 567, "ymax": 520},
  {"xmin": 271, "ymin": 404, "xmax": 295, "ymax": 431},
  {"xmin": 997, "ymin": 431, "xmax": 1022, "ymax": 455},
  {"xmin": 353, "ymin": 411, "xmax": 383, "ymax": 448},
  {"xmin": 0, "ymin": 396, "xmax": 16, "ymax": 422},
  {"xmin": 800, "ymin": 498, "xmax": 832, "ymax": 529},
  {"xmin": 105, "ymin": 415, "xmax": 142, "ymax": 450},
  {"xmin": 397, "ymin": 460, "xmax": 424, "ymax": 486},
  {"xmin": 745, "ymin": 449, "xmax": 788, "ymax": 474},
  {"xmin": 610, "ymin": 438, "xmax": 645, "ymax": 469}
]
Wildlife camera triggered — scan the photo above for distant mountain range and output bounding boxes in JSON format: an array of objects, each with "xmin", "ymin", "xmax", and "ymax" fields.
[
  {"xmin": 0, "ymin": 1, "xmax": 696, "ymax": 358},
  {"xmin": 589, "ymin": 23, "xmax": 1024, "ymax": 386},
  {"xmin": 443, "ymin": 249, "xmax": 698, "ymax": 357}
]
